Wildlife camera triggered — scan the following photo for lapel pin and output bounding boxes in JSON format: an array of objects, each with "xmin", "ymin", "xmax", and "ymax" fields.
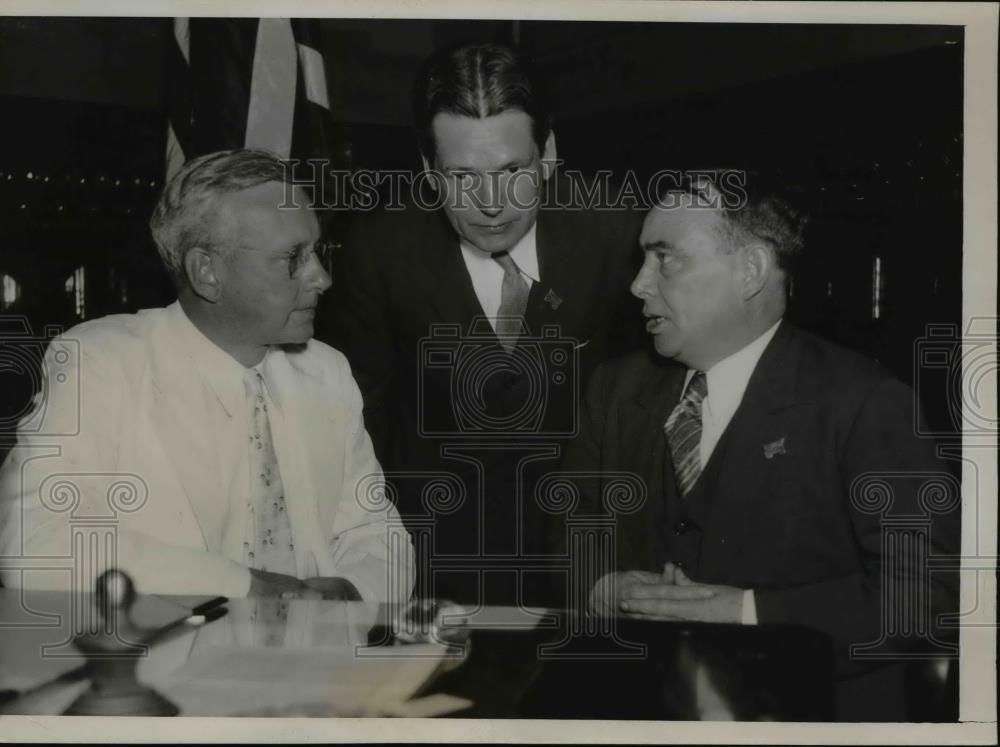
[
  {"xmin": 544, "ymin": 289, "xmax": 563, "ymax": 310},
  {"xmin": 763, "ymin": 437, "xmax": 787, "ymax": 460}
]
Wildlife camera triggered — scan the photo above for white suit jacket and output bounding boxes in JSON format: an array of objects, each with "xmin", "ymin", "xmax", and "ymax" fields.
[{"xmin": 0, "ymin": 303, "xmax": 413, "ymax": 602}]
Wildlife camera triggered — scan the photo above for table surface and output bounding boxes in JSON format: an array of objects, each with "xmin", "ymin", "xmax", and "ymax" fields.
[{"xmin": 0, "ymin": 589, "xmax": 834, "ymax": 719}]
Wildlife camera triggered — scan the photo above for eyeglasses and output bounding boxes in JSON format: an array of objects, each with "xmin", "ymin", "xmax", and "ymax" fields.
[{"xmin": 288, "ymin": 239, "xmax": 337, "ymax": 278}]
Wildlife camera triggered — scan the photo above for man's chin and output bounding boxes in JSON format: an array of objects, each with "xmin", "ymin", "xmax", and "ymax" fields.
[
  {"xmin": 277, "ymin": 326, "xmax": 314, "ymax": 347},
  {"xmin": 652, "ymin": 336, "xmax": 679, "ymax": 359},
  {"xmin": 463, "ymin": 225, "xmax": 529, "ymax": 255}
]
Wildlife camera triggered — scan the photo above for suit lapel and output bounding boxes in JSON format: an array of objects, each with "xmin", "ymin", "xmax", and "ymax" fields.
[
  {"xmin": 427, "ymin": 219, "xmax": 488, "ymax": 331},
  {"xmin": 701, "ymin": 322, "xmax": 800, "ymax": 533},
  {"xmin": 262, "ymin": 351, "xmax": 331, "ymax": 578},
  {"xmin": 617, "ymin": 356, "xmax": 686, "ymax": 566},
  {"xmin": 528, "ymin": 208, "xmax": 574, "ymax": 336},
  {"xmin": 149, "ymin": 324, "xmax": 223, "ymax": 553}
]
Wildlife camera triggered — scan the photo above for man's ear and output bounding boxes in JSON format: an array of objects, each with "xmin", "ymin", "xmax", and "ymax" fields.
[
  {"xmin": 741, "ymin": 242, "xmax": 772, "ymax": 300},
  {"xmin": 541, "ymin": 131, "xmax": 558, "ymax": 181},
  {"xmin": 184, "ymin": 246, "xmax": 223, "ymax": 303}
]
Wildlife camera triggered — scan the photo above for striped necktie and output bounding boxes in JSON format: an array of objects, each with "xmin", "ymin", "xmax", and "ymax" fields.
[
  {"xmin": 663, "ymin": 371, "xmax": 708, "ymax": 497},
  {"xmin": 491, "ymin": 250, "xmax": 530, "ymax": 351}
]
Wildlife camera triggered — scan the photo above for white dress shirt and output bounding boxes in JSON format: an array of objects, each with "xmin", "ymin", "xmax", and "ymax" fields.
[
  {"xmin": 459, "ymin": 223, "xmax": 540, "ymax": 331},
  {"xmin": 687, "ymin": 320, "xmax": 782, "ymax": 469},
  {"xmin": 680, "ymin": 319, "xmax": 782, "ymax": 623}
]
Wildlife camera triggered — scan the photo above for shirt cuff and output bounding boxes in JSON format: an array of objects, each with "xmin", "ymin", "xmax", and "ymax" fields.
[
  {"xmin": 741, "ymin": 588, "xmax": 758, "ymax": 625},
  {"xmin": 589, "ymin": 572, "xmax": 619, "ymax": 615}
]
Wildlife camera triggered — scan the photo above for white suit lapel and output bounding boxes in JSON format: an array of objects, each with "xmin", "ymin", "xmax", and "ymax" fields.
[{"xmin": 148, "ymin": 311, "xmax": 226, "ymax": 554}]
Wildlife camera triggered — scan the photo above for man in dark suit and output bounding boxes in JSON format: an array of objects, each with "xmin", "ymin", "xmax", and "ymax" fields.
[
  {"xmin": 321, "ymin": 43, "xmax": 642, "ymax": 605},
  {"xmin": 561, "ymin": 177, "xmax": 960, "ymax": 720}
]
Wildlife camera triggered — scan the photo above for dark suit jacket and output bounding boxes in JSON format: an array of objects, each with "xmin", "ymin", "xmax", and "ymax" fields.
[
  {"xmin": 319, "ymin": 177, "xmax": 643, "ymax": 603},
  {"xmin": 558, "ymin": 321, "xmax": 961, "ymax": 720}
]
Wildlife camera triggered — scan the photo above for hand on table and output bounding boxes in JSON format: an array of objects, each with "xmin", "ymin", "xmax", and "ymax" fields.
[
  {"xmin": 589, "ymin": 568, "xmax": 707, "ymax": 616},
  {"xmin": 617, "ymin": 562, "xmax": 744, "ymax": 624}
]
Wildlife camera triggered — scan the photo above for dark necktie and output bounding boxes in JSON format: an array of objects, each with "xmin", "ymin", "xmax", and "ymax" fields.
[
  {"xmin": 491, "ymin": 250, "xmax": 530, "ymax": 351},
  {"xmin": 663, "ymin": 371, "xmax": 708, "ymax": 497}
]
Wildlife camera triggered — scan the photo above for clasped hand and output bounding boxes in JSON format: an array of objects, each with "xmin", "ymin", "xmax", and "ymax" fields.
[
  {"xmin": 248, "ymin": 568, "xmax": 362, "ymax": 601},
  {"xmin": 592, "ymin": 562, "xmax": 744, "ymax": 624}
]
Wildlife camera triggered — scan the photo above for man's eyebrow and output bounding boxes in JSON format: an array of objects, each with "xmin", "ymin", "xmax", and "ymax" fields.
[{"xmin": 641, "ymin": 240, "xmax": 673, "ymax": 252}]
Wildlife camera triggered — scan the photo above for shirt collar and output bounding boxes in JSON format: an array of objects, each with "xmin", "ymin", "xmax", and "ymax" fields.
[
  {"xmin": 692, "ymin": 319, "xmax": 782, "ymax": 419},
  {"xmin": 170, "ymin": 302, "xmax": 271, "ymax": 418},
  {"xmin": 459, "ymin": 222, "xmax": 540, "ymax": 283}
]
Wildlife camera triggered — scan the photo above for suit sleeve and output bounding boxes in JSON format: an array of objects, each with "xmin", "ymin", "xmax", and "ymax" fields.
[
  {"xmin": 325, "ymin": 357, "xmax": 414, "ymax": 604},
  {"xmin": 550, "ymin": 363, "xmax": 621, "ymax": 608},
  {"xmin": 322, "ymin": 212, "xmax": 397, "ymax": 463},
  {"xmin": 0, "ymin": 336, "xmax": 251, "ymax": 597},
  {"xmin": 754, "ymin": 377, "xmax": 961, "ymax": 673}
]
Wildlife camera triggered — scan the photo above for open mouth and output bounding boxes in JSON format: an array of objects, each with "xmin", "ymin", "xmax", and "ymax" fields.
[{"xmin": 644, "ymin": 315, "xmax": 669, "ymax": 333}]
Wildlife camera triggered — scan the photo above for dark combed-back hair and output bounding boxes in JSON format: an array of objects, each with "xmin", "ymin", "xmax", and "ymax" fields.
[
  {"xmin": 149, "ymin": 149, "xmax": 291, "ymax": 283},
  {"xmin": 721, "ymin": 175, "xmax": 809, "ymax": 278},
  {"xmin": 414, "ymin": 42, "xmax": 553, "ymax": 160},
  {"xmin": 665, "ymin": 170, "xmax": 809, "ymax": 277}
]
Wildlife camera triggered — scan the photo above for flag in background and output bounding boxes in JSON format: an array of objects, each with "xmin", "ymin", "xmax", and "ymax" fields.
[{"xmin": 165, "ymin": 18, "xmax": 332, "ymax": 180}]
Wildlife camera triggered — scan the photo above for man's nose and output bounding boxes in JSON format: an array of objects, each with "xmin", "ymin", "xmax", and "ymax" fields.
[
  {"xmin": 474, "ymin": 173, "xmax": 504, "ymax": 217},
  {"xmin": 306, "ymin": 253, "xmax": 332, "ymax": 293},
  {"xmin": 630, "ymin": 256, "xmax": 654, "ymax": 299}
]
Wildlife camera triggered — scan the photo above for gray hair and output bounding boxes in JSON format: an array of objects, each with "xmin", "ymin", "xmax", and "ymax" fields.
[{"xmin": 149, "ymin": 149, "xmax": 290, "ymax": 283}]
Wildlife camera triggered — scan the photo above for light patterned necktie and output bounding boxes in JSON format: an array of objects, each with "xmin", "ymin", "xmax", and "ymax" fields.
[
  {"xmin": 491, "ymin": 250, "xmax": 530, "ymax": 351},
  {"xmin": 245, "ymin": 368, "xmax": 296, "ymax": 646},
  {"xmin": 663, "ymin": 371, "xmax": 708, "ymax": 498}
]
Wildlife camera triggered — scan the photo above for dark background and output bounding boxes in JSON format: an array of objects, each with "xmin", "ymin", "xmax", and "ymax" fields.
[{"xmin": 0, "ymin": 18, "xmax": 963, "ymax": 442}]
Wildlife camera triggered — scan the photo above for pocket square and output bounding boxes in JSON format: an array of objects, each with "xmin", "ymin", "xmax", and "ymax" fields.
[{"xmin": 763, "ymin": 437, "xmax": 787, "ymax": 459}]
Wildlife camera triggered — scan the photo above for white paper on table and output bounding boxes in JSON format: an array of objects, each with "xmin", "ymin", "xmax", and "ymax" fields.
[{"xmin": 153, "ymin": 642, "xmax": 457, "ymax": 716}]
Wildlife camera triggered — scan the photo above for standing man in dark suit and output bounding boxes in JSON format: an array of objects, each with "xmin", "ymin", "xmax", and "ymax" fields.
[
  {"xmin": 321, "ymin": 43, "xmax": 642, "ymax": 605},
  {"xmin": 562, "ymin": 177, "xmax": 960, "ymax": 720}
]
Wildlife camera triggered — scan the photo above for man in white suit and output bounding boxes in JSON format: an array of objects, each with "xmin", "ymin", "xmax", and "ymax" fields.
[{"xmin": 0, "ymin": 149, "xmax": 413, "ymax": 603}]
